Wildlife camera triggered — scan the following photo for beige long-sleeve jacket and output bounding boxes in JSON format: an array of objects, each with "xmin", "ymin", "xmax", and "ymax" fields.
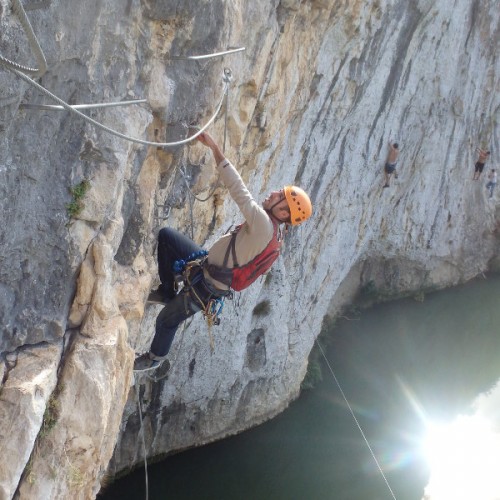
[{"xmin": 204, "ymin": 158, "xmax": 276, "ymax": 290}]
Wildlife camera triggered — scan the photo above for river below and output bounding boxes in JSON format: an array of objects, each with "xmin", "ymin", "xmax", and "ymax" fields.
[{"xmin": 101, "ymin": 273, "xmax": 500, "ymax": 500}]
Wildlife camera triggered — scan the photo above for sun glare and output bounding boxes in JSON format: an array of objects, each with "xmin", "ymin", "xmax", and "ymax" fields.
[{"xmin": 421, "ymin": 415, "xmax": 500, "ymax": 500}]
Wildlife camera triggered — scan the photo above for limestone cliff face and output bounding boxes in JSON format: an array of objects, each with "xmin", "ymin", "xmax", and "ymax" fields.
[{"xmin": 0, "ymin": 0, "xmax": 498, "ymax": 498}]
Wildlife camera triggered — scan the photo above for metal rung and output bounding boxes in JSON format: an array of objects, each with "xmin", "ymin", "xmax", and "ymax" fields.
[{"xmin": 20, "ymin": 99, "xmax": 147, "ymax": 111}]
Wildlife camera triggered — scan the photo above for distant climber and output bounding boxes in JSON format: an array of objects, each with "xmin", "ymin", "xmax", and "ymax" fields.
[
  {"xmin": 486, "ymin": 168, "xmax": 497, "ymax": 199},
  {"xmin": 383, "ymin": 141, "xmax": 399, "ymax": 188},
  {"xmin": 134, "ymin": 131, "xmax": 313, "ymax": 372},
  {"xmin": 473, "ymin": 147, "xmax": 490, "ymax": 180}
]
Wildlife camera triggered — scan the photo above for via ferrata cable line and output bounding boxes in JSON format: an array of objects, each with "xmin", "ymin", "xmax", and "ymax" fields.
[
  {"xmin": 1, "ymin": 1, "xmax": 233, "ymax": 147},
  {"xmin": 315, "ymin": 339, "xmax": 398, "ymax": 500},
  {"xmin": 20, "ymin": 99, "xmax": 147, "ymax": 111},
  {"xmin": 7, "ymin": 66, "xmax": 231, "ymax": 148},
  {"xmin": 180, "ymin": 67, "xmax": 232, "ymax": 201},
  {"xmin": 168, "ymin": 47, "xmax": 246, "ymax": 61},
  {"xmin": 178, "ymin": 67, "xmax": 232, "ymax": 240},
  {"xmin": 2, "ymin": 0, "xmax": 246, "ymax": 150},
  {"xmin": 0, "ymin": 0, "xmax": 47, "ymax": 76}
]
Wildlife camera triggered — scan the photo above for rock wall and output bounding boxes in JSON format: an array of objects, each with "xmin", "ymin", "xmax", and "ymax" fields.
[{"xmin": 0, "ymin": 0, "xmax": 498, "ymax": 498}]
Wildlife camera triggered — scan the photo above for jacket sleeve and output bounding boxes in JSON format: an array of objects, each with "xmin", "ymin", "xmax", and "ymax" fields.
[{"xmin": 216, "ymin": 158, "xmax": 272, "ymax": 235}]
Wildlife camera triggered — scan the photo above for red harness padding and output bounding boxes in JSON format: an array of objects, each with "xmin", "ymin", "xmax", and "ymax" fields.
[{"xmin": 206, "ymin": 221, "xmax": 282, "ymax": 292}]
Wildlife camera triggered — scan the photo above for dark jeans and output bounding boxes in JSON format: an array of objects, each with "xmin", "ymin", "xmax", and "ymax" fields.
[
  {"xmin": 150, "ymin": 228, "xmax": 203, "ymax": 357},
  {"xmin": 150, "ymin": 290, "xmax": 202, "ymax": 357}
]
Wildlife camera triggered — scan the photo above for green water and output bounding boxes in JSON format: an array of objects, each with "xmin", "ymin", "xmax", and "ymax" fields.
[{"xmin": 101, "ymin": 274, "xmax": 500, "ymax": 500}]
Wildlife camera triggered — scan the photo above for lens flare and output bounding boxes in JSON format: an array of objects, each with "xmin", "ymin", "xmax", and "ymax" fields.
[{"xmin": 421, "ymin": 415, "xmax": 500, "ymax": 500}]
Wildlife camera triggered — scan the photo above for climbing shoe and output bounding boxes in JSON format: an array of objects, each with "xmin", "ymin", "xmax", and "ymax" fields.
[
  {"xmin": 147, "ymin": 289, "xmax": 167, "ymax": 305},
  {"xmin": 133, "ymin": 353, "xmax": 170, "ymax": 373},
  {"xmin": 147, "ymin": 284, "xmax": 174, "ymax": 305}
]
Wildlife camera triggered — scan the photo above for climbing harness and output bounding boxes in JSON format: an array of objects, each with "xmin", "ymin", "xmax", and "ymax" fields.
[
  {"xmin": 172, "ymin": 250, "xmax": 232, "ymax": 350},
  {"xmin": 315, "ymin": 338, "xmax": 398, "ymax": 500},
  {"xmin": 172, "ymin": 250, "xmax": 209, "ymax": 284}
]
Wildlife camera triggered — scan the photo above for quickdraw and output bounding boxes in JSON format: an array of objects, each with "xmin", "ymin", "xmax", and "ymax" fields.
[{"xmin": 204, "ymin": 296, "xmax": 225, "ymax": 327}]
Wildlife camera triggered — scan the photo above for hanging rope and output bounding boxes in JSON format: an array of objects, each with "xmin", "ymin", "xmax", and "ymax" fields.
[
  {"xmin": 223, "ymin": 68, "xmax": 230, "ymax": 153},
  {"xmin": 315, "ymin": 339, "xmax": 398, "ymax": 500},
  {"xmin": 135, "ymin": 379, "xmax": 149, "ymax": 500},
  {"xmin": 175, "ymin": 67, "xmax": 232, "ymax": 240},
  {"xmin": 0, "ymin": 0, "xmax": 47, "ymax": 76},
  {"xmin": 179, "ymin": 67, "xmax": 232, "ymax": 202}
]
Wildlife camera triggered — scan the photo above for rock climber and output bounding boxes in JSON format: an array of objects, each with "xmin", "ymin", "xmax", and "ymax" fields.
[
  {"xmin": 134, "ymin": 131, "xmax": 313, "ymax": 372},
  {"xmin": 473, "ymin": 147, "xmax": 491, "ymax": 180},
  {"xmin": 383, "ymin": 141, "xmax": 399, "ymax": 188},
  {"xmin": 486, "ymin": 168, "xmax": 497, "ymax": 199}
]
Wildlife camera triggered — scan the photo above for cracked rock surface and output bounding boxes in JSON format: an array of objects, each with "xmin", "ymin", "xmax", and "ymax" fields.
[{"xmin": 0, "ymin": 0, "xmax": 499, "ymax": 498}]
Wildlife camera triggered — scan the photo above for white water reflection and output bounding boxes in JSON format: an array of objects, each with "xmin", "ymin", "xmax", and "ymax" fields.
[{"xmin": 422, "ymin": 379, "xmax": 500, "ymax": 500}]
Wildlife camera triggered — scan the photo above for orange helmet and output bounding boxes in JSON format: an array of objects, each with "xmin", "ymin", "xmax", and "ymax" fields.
[{"xmin": 284, "ymin": 186, "xmax": 312, "ymax": 225}]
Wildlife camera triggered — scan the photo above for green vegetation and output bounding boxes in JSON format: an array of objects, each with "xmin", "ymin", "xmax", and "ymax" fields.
[
  {"xmin": 345, "ymin": 303, "xmax": 361, "ymax": 318},
  {"xmin": 24, "ymin": 453, "xmax": 36, "ymax": 485},
  {"xmin": 21, "ymin": 382, "xmax": 65, "ymax": 483},
  {"xmin": 264, "ymin": 272, "xmax": 273, "ymax": 286},
  {"xmin": 40, "ymin": 382, "xmax": 64, "ymax": 438},
  {"xmin": 301, "ymin": 314, "xmax": 338, "ymax": 391},
  {"xmin": 40, "ymin": 393, "xmax": 61, "ymax": 437},
  {"xmin": 359, "ymin": 280, "xmax": 388, "ymax": 303},
  {"xmin": 252, "ymin": 300, "xmax": 271, "ymax": 317},
  {"xmin": 359, "ymin": 279, "xmax": 436, "ymax": 305},
  {"xmin": 66, "ymin": 179, "xmax": 90, "ymax": 218},
  {"xmin": 358, "ymin": 279, "xmax": 410, "ymax": 305},
  {"xmin": 301, "ymin": 358, "xmax": 322, "ymax": 390},
  {"xmin": 68, "ymin": 463, "xmax": 84, "ymax": 487}
]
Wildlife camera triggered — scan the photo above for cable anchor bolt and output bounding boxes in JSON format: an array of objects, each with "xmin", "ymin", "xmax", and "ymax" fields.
[{"xmin": 222, "ymin": 67, "xmax": 233, "ymax": 83}]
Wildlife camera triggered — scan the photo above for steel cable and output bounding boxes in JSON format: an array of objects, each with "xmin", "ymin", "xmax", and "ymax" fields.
[
  {"xmin": 0, "ymin": 0, "xmax": 47, "ymax": 76},
  {"xmin": 315, "ymin": 339, "xmax": 398, "ymax": 500},
  {"xmin": 7, "ymin": 66, "xmax": 230, "ymax": 147}
]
